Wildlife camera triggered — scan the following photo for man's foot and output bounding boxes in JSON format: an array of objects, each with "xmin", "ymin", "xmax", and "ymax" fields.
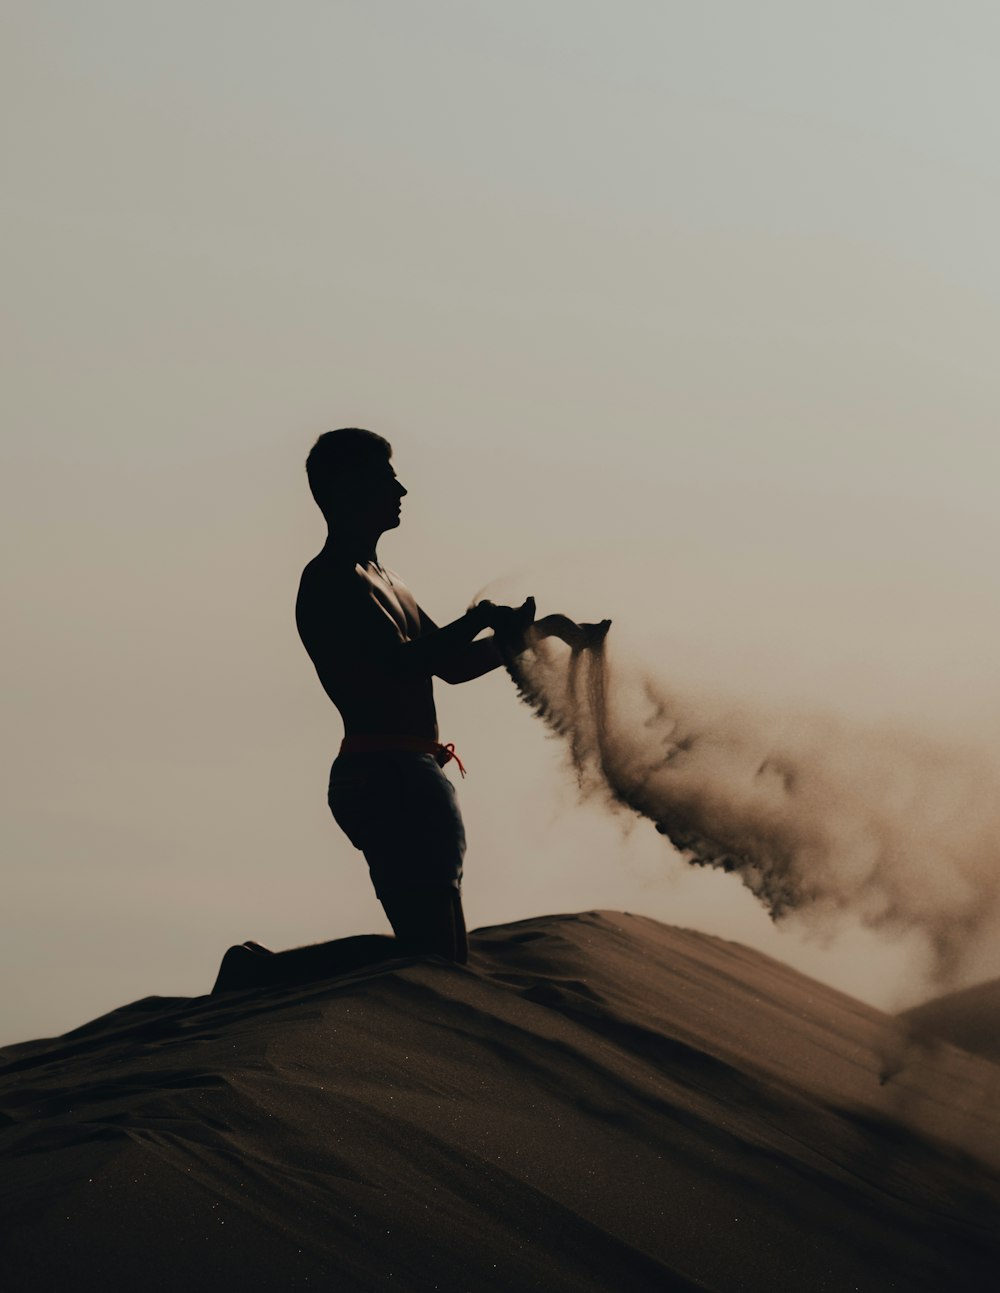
[
  {"xmin": 212, "ymin": 945, "xmax": 274, "ymax": 993},
  {"xmin": 242, "ymin": 940, "xmax": 274, "ymax": 955}
]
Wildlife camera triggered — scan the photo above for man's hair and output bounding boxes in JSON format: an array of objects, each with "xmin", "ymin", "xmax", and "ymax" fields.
[{"xmin": 306, "ymin": 427, "xmax": 392, "ymax": 516}]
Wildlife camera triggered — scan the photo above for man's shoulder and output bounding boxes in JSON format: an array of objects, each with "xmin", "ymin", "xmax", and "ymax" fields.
[
  {"xmin": 299, "ymin": 551, "xmax": 366, "ymax": 590},
  {"xmin": 296, "ymin": 552, "xmax": 368, "ymax": 619}
]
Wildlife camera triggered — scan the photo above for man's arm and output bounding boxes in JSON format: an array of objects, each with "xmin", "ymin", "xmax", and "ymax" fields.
[
  {"xmin": 297, "ymin": 563, "xmax": 480, "ymax": 679},
  {"xmin": 389, "ymin": 601, "xmax": 496, "ymax": 680},
  {"xmin": 333, "ymin": 578, "xmax": 532, "ymax": 681},
  {"xmin": 418, "ymin": 598, "xmax": 539, "ymax": 684},
  {"xmin": 299, "ymin": 562, "xmax": 534, "ymax": 684},
  {"xmin": 419, "ymin": 607, "xmax": 504, "ymax": 684}
]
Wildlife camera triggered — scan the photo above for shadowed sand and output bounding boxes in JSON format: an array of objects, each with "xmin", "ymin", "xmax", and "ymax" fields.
[
  {"xmin": 3, "ymin": 911, "xmax": 1000, "ymax": 1291},
  {"xmin": 899, "ymin": 979, "xmax": 1000, "ymax": 1064}
]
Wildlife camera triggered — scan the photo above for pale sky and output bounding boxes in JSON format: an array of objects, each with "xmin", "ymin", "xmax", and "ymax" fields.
[{"xmin": 4, "ymin": 2, "xmax": 1000, "ymax": 1045}]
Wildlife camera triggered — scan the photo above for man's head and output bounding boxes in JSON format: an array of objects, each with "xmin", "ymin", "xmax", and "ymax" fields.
[{"xmin": 306, "ymin": 427, "xmax": 406, "ymax": 534}]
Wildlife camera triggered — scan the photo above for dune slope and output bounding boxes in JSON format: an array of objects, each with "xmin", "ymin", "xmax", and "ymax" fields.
[
  {"xmin": 2, "ymin": 911, "xmax": 999, "ymax": 1292},
  {"xmin": 899, "ymin": 979, "xmax": 1000, "ymax": 1064}
]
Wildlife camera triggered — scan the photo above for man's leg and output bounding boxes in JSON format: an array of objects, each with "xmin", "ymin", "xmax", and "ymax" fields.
[
  {"xmin": 211, "ymin": 934, "xmax": 399, "ymax": 993},
  {"xmin": 451, "ymin": 889, "xmax": 468, "ymax": 963},
  {"xmin": 379, "ymin": 884, "xmax": 468, "ymax": 964}
]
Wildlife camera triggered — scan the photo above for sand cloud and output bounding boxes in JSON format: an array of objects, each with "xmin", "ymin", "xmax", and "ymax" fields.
[{"xmin": 503, "ymin": 631, "xmax": 1000, "ymax": 988}]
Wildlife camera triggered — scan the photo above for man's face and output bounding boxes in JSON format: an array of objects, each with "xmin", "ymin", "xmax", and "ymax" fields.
[{"xmin": 339, "ymin": 458, "xmax": 407, "ymax": 533}]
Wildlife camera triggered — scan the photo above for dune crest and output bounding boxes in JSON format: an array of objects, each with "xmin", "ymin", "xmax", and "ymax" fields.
[
  {"xmin": 899, "ymin": 978, "xmax": 1000, "ymax": 1064},
  {"xmin": 2, "ymin": 911, "xmax": 999, "ymax": 1291}
]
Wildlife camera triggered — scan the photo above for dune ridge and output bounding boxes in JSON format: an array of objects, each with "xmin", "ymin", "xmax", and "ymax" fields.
[
  {"xmin": 2, "ymin": 911, "xmax": 999, "ymax": 1292},
  {"xmin": 899, "ymin": 978, "xmax": 1000, "ymax": 1064}
]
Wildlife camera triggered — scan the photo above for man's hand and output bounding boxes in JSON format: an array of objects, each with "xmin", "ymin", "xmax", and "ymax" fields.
[
  {"xmin": 523, "ymin": 613, "xmax": 612, "ymax": 653},
  {"xmin": 476, "ymin": 597, "xmax": 536, "ymax": 651},
  {"xmin": 578, "ymin": 618, "xmax": 612, "ymax": 649}
]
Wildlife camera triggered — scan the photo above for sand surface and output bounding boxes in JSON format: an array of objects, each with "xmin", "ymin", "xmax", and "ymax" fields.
[
  {"xmin": 3, "ymin": 911, "xmax": 999, "ymax": 1291},
  {"xmin": 899, "ymin": 979, "xmax": 1000, "ymax": 1065}
]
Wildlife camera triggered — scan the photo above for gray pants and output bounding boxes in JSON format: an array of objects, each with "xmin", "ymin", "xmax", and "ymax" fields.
[{"xmin": 328, "ymin": 752, "xmax": 468, "ymax": 962}]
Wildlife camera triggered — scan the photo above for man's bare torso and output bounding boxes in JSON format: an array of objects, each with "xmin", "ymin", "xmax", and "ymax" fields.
[{"xmin": 296, "ymin": 549, "xmax": 439, "ymax": 739}]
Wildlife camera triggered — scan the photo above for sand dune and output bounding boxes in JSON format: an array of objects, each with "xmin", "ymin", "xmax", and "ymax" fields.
[
  {"xmin": 2, "ymin": 911, "xmax": 999, "ymax": 1291},
  {"xmin": 899, "ymin": 979, "xmax": 1000, "ymax": 1065}
]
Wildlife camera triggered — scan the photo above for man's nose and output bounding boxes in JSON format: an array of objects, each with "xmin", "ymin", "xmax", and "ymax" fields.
[{"xmin": 396, "ymin": 481, "xmax": 408, "ymax": 497}]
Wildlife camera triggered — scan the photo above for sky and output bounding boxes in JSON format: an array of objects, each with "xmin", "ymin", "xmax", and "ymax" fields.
[{"xmin": 3, "ymin": 1, "xmax": 1000, "ymax": 1045}]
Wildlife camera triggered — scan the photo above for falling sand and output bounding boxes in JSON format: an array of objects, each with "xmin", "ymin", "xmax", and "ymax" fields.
[{"xmin": 500, "ymin": 625, "xmax": 1000, "ymax": 989}]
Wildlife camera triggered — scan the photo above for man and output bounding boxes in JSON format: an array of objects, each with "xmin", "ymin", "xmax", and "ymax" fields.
[{"xmin": 295, "ymin": 427, "xmax": 533, "ymax": 963}]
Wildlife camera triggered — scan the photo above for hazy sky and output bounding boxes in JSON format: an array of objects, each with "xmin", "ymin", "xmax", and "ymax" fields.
[{"xmin": 4, "ymin": 2, "xmax": 1000, "ymax": 1044}]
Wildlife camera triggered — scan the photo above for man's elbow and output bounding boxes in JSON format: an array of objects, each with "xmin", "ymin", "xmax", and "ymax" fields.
[
  {"xmin": 435, "ymin": 659, "xmax": 502, "ymax": 685},
  {"xmin": 435, "ymin": 656, "xmax": 494, "ymax": 684},
  {"xmin": 434, "ymin": 664, "xmax": 467, "ymax": 685}
]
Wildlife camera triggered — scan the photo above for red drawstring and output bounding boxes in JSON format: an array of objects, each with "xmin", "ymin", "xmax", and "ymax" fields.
[
  {"xmin": 439, "ymin": 742, "xmax": 466, "ymax": 778},
  {"xmin": 339, "ymin": 733, "xmax": 467, "ymax": 777}
]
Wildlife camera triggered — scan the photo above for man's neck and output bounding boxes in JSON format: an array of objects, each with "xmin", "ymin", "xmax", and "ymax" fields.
[{"xmin": 324, "ymin": 526, "xmax": 381, "ymax": 566}]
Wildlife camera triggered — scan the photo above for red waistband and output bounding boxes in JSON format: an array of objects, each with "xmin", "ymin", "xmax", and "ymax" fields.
[{"xmin": 339, "ymin": 734, "xmax": 466, "ymax": 777}]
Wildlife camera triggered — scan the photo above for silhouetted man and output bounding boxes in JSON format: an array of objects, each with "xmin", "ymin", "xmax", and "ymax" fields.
[{"xmin": 296, "ymin": 428, "xmax": 533, "ymax": 963}]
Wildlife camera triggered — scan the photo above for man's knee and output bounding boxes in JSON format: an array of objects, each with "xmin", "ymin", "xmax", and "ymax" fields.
[{"xmin": 379, "ymin": 884, "xmax": 467, "ymax": 964}]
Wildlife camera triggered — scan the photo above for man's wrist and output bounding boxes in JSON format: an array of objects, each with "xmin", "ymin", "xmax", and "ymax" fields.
[{"xmin": 470, "ymin": 602, "xmax": 493, "ymax": 632}]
